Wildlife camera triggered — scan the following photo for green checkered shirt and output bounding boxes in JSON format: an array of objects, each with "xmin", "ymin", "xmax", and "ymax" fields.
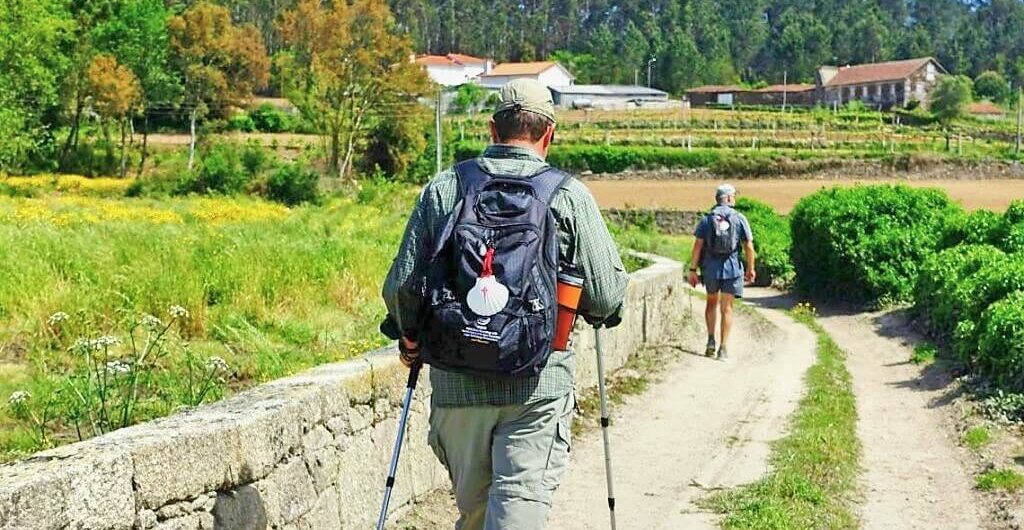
[{"xmin": 382, "ymin": 144, "xmax": 629, "ymax": 407}]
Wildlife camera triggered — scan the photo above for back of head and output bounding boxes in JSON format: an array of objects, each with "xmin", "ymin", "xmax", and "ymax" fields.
[
  {"xmin": 715, "ymin": 183, "xmax": 737, "ymax": 206},
  {"xmin": 492, "ymin": 79, "xmax": 556, "ymax": 143}
]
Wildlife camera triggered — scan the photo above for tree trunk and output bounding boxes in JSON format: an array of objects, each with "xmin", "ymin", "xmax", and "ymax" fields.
[
  {"xmin": 330, "ymin": 129, "xmax": 341, "ymax": 178},
  {"xmin": 60, "ymin": 97, "xmax": 84, "ymax": 168},
  {"xmin": 339, "ymin": 112, "xmax": 364, "ymax": 181},
  {"xmin": 119, "ymin": 119, "xmax": 128, "ymax": 178},
  {"xmin": 188, "ymin": 107, "xmax": 198, "ymax": 172},
  {"xmin": 138, "ymin": 113, "xmax": 150, "ymax": 177}
]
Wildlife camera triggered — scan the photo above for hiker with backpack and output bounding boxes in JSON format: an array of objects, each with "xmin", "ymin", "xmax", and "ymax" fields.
[
  {"xmin": 687, "ymin": 184, "xmax": 756, "ymax": 361},
  {"xmin": 382, "ymin": 79, "xmax": 629, "ymax": 530}
]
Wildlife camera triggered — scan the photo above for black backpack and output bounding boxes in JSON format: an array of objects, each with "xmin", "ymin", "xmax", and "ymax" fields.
[
  {"xmin": 420, "ymin": 159, "xmax": 570, "ymax": 378},
  {"xmin": 706, "ymin": 208, "xmax": 740, "ymax": 256}
]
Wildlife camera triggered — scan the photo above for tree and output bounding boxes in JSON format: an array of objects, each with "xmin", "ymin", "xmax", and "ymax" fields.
[
  {"xmin": 450, "ymin": 83, "xmax": 487, "ymax": 114},
  {"xmin": 0, "ymin": 0, "xmax": 71, "ymax": 172},
  {"xmin": 87, "ymin": 54, "xmax": 142, "ymax": 177},
  {"xmin": 932, "ymin": 75, "xmax": 973, "ymax": 150},
  {"xmin": 278, "ymin": 0, "xmax": 429, "ymax": 179},
  {"xmin": 974, "ymin": 71, "xmax": 1010, "ymax": 104},
  {"xmin": 168, "ymin": 2, "xmax": 269, "ymax": 171}
]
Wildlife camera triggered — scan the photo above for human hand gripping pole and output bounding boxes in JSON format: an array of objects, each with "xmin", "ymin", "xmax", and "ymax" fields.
[
  {"xmin": 594, "ymin": 323, "xmax": 618, "ymax": 530},
  {"xmin": 375, "ymin": 323, "xmax": 422, "ymax": 530}
]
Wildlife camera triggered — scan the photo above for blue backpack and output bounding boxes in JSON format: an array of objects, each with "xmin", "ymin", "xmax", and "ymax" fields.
[
  {"xmin": 706, "ymin": 207, "xmax": 740, "ymax": 256},
  {"xmin": 420, "ymin": 159, "xmax": 570, "ymax": 378}
]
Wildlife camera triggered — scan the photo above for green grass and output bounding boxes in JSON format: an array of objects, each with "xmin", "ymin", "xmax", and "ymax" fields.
[
  {"xmin": 961, "ymin": 426, "xmax": 992, "ymax": 451},
  {"xmin": 910, "ymin": 343, "xmax": 938, "ymax": 365},
  {"xmin": 976, "ymin": 468, "xmax": 1024, "ymax": 492},
  {"xmin": 702, "ymin": 305, "xmax": 860, "ymax": 530},
  {"xmin": 607, "ymin": 216, "xmax": 693, "ymax": 272},
  {"xmin": 0, "ymin": 181, "xmax": 418, "ymax": 460}
]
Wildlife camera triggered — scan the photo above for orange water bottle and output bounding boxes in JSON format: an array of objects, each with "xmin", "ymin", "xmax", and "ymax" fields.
[{"xmin": 553, "ymin": 268, "xmax": 585, "ymax": 350}]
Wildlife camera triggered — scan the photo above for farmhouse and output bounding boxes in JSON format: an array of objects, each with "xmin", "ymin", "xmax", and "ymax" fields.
[
  {"xmin": 549, "ymin": 85, "xmax": 669, "ymax": 108},
  {"xmin": 414, "ymin": 53, "xmax": 492, "ymax": 87},
  {"xmin": 685, "ymin": 85, "xmax": 743, "ymax": 106},
  {"xmin": 478, "ymin": 61, "xmax": 574, "ymax": 89},
  {"xmin": 817, "ymin": 57, "xmax": 946, "ymax": 109}
]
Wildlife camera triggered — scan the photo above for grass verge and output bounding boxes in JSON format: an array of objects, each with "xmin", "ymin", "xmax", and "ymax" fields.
[
  {"xmin": 976, "ymin": 468, "xmax": 1024, "ymax": 492},
  {"xmin": 700, "ymin": 305, "xmax": 861, "ymax": 529}
]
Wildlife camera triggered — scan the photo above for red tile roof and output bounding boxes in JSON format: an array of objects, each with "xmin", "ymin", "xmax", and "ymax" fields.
[
  {"xmin": 754, "ymin": 83, "xmax": 816, "ymax": 93},
  {"xmin": 481, "ymin": 61, "xmax": 559, "ymax": 76},
  {"xmin": 414, "ymin": 53, "xmax": 489, "ymax": 67},
  {"xmin": 447, "ymin": 53, "xmax": 488, "ymax": 65},
  {"xmin": 686, "ymin": 85, "xmax": 743, "ymax": 94},
  {"xmin": 968, "ymin": 101, "xmax": 1005, "ymax": 115},
  {"xmin": 825, "ymin": 57, "xmax": 941, "ymax": 87}
]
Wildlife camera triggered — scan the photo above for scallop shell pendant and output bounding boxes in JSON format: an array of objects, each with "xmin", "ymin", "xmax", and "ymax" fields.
[{"xmin": 466, "ymin": 275, "xmax": 509, "ymax": 317}]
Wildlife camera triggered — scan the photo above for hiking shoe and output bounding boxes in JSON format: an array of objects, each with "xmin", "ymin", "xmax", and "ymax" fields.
[
  {"xmin": 717, "ymin": 347, "xmax": 729, "ymax": 361},
  {"xmin": 705, "ymin": 338, "xmax": 717, "ymax": 357}
]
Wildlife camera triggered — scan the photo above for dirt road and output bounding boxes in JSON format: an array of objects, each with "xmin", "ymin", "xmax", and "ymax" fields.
[
  {"xmin": 586, "ymin": 179, "xmax": 1024, "ymax": 213},
  {"xmin": 397, "ymin": 288, "xmax": 817, "ymax": 528},
  {"xmin": 815, "ymin": 309, "xmax": 985, "ymax": 530}
]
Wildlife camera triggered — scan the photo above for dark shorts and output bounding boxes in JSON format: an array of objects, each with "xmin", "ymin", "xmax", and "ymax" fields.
[{"xmin": 703, "ymin": 275, "xmax": 744, "ymax": 298}]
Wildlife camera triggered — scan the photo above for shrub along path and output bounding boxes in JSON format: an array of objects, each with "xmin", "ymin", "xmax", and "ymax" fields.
[{"xmin": 396, "ymin": 287, "xmax": 818, "ymax": 528}]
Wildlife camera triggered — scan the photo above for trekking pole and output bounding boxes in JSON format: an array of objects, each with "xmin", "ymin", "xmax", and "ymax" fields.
[
  {"xmin": 594, "ymin": 326, "xmax": 618, "ymax": 530},
  {"xmin": 376, "ymin": 359, "xmax": 423, "ymax": 530}
]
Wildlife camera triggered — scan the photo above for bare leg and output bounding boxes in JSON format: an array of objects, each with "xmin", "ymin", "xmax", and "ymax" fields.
[
  {"xmin": 719, "ymin": 293, "xmax": 735, "ymax": 348},
  {"xmin": 705, "ymin": 293, "xmax": 719, "ymax": 340}
]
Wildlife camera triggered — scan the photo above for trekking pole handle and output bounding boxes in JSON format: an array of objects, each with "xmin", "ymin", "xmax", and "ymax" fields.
[{"xmin": 406, "ymin": 359, "xmax": 423, "ymax": 389}]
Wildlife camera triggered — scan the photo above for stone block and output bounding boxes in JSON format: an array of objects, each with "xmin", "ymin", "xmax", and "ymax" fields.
[
  {"xmin": 0, "ymin": 443, "xmax": 134, "ymax": 530},
  {"xmin": 255, "ymin": 458, "xmax": 317, "ymax": 527},
  {"xmin": 211, "ymin": 485, "xmax": 268, "ymax": 530}
]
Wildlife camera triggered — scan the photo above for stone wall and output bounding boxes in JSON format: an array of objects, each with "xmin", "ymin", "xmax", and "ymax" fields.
[
  {"xmin": 0, "ymin": 254, "xmax": 687, "ymax": 530},
  {"xmin": 604, "ymin": 208, "xmax": 703, "ymax": 235}
]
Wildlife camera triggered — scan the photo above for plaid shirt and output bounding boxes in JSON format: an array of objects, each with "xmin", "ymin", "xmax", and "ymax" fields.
[{"xmin": 382, "ymin": 144, "xmax": 629, "ymax": 407}]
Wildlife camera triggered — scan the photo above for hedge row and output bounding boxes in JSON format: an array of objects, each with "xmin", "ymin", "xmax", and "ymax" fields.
[
  {"xmin": 734, "ymin": 197, "xmax": 794, "ymax": 286},
  {"xmin": 913, "ymin": 200, "xmax": 1024, "ymax": 390},
  {"xmin": 789, "ymin": 184, "xmax": 961, "ymax": 305},
  {"xmin": 452, "ymin": 141, "xmax": 842, "ymax": 177}
]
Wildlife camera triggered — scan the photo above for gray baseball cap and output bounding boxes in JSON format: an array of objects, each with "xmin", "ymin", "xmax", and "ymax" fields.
[
  {"xmin": 493, "ymin": 79, "xmax": 557, "ymax": 124},
  {"xmin": 716, "ymin": 183, "xmax": 737, "ymax": 200}
]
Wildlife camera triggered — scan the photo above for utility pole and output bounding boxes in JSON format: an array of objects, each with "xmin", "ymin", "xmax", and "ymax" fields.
[
  {"xmin": 634, "ymin": 69, "xmax": 639, "ymax": 86},
  {"xmin": 782, "ymin": 70, "xmax": 788, "ymax": 113},
  {"xmin": 1017, "ymin": 86, "xmax": 1022, "ymax": 156},
  {"xmin": 647, "ymin": 57, "xmax": 657, "ymax": 88},
  {"xmin": 436, "ymin": 88, "xmax": 443, "ymax": 175}
]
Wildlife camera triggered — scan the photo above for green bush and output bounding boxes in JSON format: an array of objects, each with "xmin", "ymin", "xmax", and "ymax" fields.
[
  {"xmin": 267, "ymin": 162, "xmax": 320, "ymax": 206},
  {"xmin": 914, "ymin": 244, "xmax": 1005, "ymax": 339},
  {"xmin": 977, "ymin": 291, "xmax": 1024, "ymax": 391},
  {"xmin": 453, "ymin": 142, "xmax": 720, "ymax": 173},
  {"xmin": 734, "ymin": 197, "xmax": 794, "ymax": 286},
  {"xmin": 940, "ymin": 209, "xmax": 1001, "ymax": 249},
  {"xmin": 789, "ymin": 185, "xmax": 961, "ymax": 304},
  {"xmin": 950, "ymin": 254, "xmax": 1024, "ymax": 365},
  {"xmin": 228, "ymin": 113, "xmax": 256, "ymax": 132},
  {"xmin": 187, "ymin": 143, "xmax": 250, "ymax": 195},
  {"xmin": 250, "ymin": 104, "xmax": 289, "ymax": 133},
  {"xmin": 994, "ymin": 201, "xmax": 1024, "ymax": 252},
  {"xmin": 241, "ymin": 141, "xmax": 269, "ymax": 176}
]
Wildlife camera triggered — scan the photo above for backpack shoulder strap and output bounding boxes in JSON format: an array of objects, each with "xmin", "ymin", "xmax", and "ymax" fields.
[
  {"xmin": 528, "ymin": 166, "xmax": 572, "ymax": 205},
  {"xmin": 453, "ymin": 159, "xmax": 492, "ymax": 199}
]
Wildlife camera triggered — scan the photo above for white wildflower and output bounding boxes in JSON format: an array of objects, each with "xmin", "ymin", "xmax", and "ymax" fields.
[
  {"xmin": 169, "ymin": 305, "xmax": 190, "ymax": 319},
  {"xmin": 141, "ymin": 314, "xmax": 163, "ymax": 330},
  {"xmin": 95, "ymin": 335, "xmax": 121, "ymax": 347},
  {"xmin": 105, "ymin": 360, "xmax": 132, "ymax": 375},
  {"xmin": 7, "ymin": 391, "xmax": 30, "ymax": 406},
  {"xmin": 47, "ymin": 312, "xmax": 70, "ymax": 326},
  {"xmin": 71, "ymin": 338, "xmax": 98, "ymax": 353},
  {"xmin": 207, "ymin": 356, "xmax": 230, "ymax": 373}
]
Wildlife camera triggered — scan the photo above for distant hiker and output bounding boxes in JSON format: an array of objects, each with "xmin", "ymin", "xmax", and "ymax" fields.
[
  {"xmin": 382, "ymin": 79, "xmax": 629, "ymax": 530},
  {"xmin": 687, "ymin": 184, "xmax": 756, "ymax": 361}
]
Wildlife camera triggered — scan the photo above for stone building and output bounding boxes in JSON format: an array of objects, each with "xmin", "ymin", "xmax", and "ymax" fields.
[{"xmin": 816, "ymin": 57, "xmax": 946, "ymax": 109}]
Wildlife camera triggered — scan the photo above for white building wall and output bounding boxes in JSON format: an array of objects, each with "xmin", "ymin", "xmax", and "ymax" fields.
[
  {"xmin": 537, "ymin": 67, "xmax": 573, "ymax": 88},
  {"xmin": 425, "ymin": 65, "xmax": 480, "ymax": 86}
]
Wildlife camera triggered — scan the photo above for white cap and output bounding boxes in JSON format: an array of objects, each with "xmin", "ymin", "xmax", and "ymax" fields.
[{"xmin": 716, "ymin": 183, "xmax": 737, "ymax": 200}]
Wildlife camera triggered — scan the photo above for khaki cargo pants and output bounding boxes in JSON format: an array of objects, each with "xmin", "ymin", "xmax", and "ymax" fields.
[{"xmin": 427, "ymin": 393, "xmax": 574, "ymax": 530}]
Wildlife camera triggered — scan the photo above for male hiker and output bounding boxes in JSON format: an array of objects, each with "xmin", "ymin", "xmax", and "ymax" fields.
[
  {"xmin": 687, "ymin": 184, "xmax": 756, "ymax": 361},
  {"xmin": 382, "ymin": 79, "xmax": 629, "ymax": 529}
]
